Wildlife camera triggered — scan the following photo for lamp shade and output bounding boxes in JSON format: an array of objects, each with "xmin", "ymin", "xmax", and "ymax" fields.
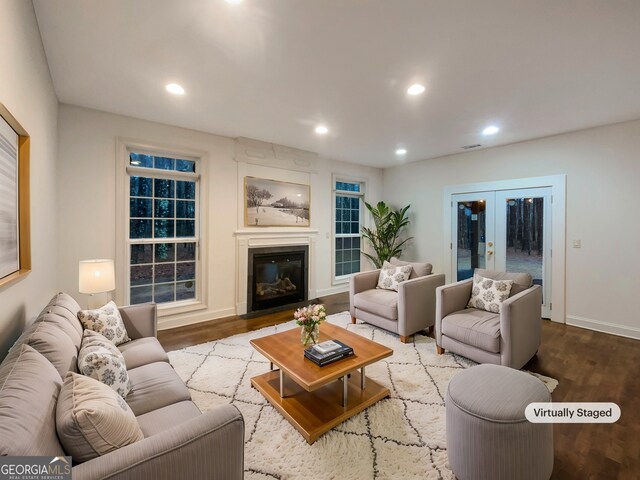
[{"xmin": 79, "ymin": 259, "xmax": 115, "ymax": 294}]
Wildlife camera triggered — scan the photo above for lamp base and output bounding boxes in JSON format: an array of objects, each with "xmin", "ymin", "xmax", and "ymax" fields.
[{"xmin": 86, "ymin": 292, "xmax": 110, "ymax": 309}]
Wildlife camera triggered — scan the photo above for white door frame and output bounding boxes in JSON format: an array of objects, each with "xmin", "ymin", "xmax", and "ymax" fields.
[{"xmin": 443, "ymin": 175, "xmax": 566, "ymax": 324}]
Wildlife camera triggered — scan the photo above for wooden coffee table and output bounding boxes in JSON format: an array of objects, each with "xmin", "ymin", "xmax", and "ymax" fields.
[{"xmin": 250, "ymin": 322, "xmax": 393, "ymax": 444}]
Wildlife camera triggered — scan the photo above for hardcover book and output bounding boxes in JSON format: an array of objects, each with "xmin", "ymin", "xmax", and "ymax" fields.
[{"xmin": 304, "ymin": 340, "xmax": 354, "ymax": 366}]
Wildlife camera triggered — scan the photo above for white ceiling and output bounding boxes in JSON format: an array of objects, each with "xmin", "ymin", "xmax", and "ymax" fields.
[{"xmin": 33, "ymin": 0, "xmax": 640, "ymax": 168}]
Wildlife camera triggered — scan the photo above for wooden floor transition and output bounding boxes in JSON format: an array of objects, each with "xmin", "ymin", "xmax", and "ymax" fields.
[{"xmin": 158, "ymin": 292, "xmax": 640, "ymax": 480}]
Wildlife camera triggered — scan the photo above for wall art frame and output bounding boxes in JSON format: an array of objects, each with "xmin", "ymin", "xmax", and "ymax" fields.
[
  {"xmin": 244, "ymin": 176, "xmax": 310, "ymax": 227},
  {"xmin": 0, "ymin": 103, "xmax": 30, "ymax": 289}
]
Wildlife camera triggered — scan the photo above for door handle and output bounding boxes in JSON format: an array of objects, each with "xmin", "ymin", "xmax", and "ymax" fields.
[{"xmin": 487, "ymin": 250, "xmax": 494, "ymax": 255}]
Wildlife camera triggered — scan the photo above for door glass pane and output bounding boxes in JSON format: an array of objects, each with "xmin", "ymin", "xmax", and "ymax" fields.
[
  {"xmin": 505, "ymin": 197, "xmax": 544, "ymax": 291},
  {"xmin": 456, "ymin": 200, "xmax": 486, "ymax": 280}
]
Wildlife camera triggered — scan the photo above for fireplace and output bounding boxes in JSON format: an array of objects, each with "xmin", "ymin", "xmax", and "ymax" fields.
[{"xmin": 247, "ymin": 245, "xmax": 308, "ymax": 314}]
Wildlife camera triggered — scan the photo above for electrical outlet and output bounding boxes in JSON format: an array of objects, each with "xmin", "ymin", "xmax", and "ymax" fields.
[{"xmin": 572, "ymin": 239, "xmax": 581, "ymax": 248}]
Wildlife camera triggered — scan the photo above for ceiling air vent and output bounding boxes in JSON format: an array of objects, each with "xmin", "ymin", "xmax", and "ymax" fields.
[{"xmin": 461, "ymin": 144, "xmax": 481, "ymax": 150}]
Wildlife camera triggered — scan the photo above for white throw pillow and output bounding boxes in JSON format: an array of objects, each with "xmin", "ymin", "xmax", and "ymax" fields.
[
  {"xmin": 77, "ymin": 301, "xmax": 131, "ymax": 346},
  {"xmin": 78, "ymin": 329, "xmax": 132, "ymax": 398},
  {"xmin": 467, "ymin": 273, "xmax": 514, "ymax": 313},
  {"xmin": 376, "ymin": 261, "xmax": 413, "ymax": 291},
  {"xmin": 56, "ymin": 372, "xmax": 143, "ymax": 462}
]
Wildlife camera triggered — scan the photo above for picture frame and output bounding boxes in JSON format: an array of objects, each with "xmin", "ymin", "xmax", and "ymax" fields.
[
  {"xmin": 244, "ymin": 176, "xmax": 310, "ymax": 227},
  {"xmin": 0, "ymin": 103, "xmax": 30, "ymax": 289}
]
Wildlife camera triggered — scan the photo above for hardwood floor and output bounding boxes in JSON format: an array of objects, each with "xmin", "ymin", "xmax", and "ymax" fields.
[{"xmin": 158, "ymin": 292, "xmax": 639, "ymax": 480}]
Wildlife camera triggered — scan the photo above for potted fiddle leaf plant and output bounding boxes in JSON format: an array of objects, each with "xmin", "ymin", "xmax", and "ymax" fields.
[{"xmin": 361, "ymin": 201, "xmax": 413, "ymax": 268}]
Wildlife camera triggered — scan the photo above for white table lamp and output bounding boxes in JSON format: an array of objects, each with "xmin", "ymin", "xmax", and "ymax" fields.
[{"xmin": 79, "ymin": 259, "xmax": 115, "ymax": 309}]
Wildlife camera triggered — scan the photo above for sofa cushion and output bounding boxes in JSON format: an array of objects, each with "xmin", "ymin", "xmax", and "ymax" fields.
[
  {"xmin": 377, "ymin": 261, "xmax": 412, "ymax": 291},
  {"xmin": 390, "ymin": 257, "xmax": 433, "ymax": 279},
  {"xmin": 467, "ymin": 273, "xmax": 513, "ymax": 313},
  {"xmin": 353, "ymin": 288, "xmax": 399, "ymax": 320},
  {"xmin": 78, "ymin": 301, "xmax": 131, "ymax": 346},
  {"xmin": 441, "ymin": 308, "xmax": 501, "ymax": 353},
  {"xmin": 78, "ymin": 329, "xmax": 132, "ymax": 397},
  {"xmin": 118, "ymin": 337, "xmax": 169, "ymax": 370},
  {"xmin": 17, "ymin": 320, "xmax": 78, "ymax": 379},
  {"xmin": 37, "ymin": 311, "xmax": 83, "ymax": 348},
  {"xmin": 0, "ymin": 344, "xmax": 65, "ymax": 456},
  {"xmin": 126, "ymin": 362, "xmax": 191, "ymax": 416},
  {"xmin": 45, "ymin": 292, "xmax": 84, "ymax": 342},
  {"xmin": 57, "ymin": 372, "xmax": 143, "ymax": 462},
  {"xmin": 136, "ymin": 400, "xmax": 202, "ymax": 437}
]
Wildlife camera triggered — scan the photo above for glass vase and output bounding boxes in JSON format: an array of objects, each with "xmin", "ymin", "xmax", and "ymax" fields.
[{"xmin": 301, "ymin": 323, "xmax": 320, "ymax": 346}]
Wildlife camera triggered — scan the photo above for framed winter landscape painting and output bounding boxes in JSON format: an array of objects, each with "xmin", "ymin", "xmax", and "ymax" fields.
[
  {"xmin": 244, "ymin": 176, "xmax": 310, "ymax": 227},
  {"xmin": 0, "ymin": 103, "xmax": 30, "ymax": 288}
]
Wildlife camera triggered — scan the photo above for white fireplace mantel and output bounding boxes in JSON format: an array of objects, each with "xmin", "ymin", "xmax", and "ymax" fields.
[{"xmin": 235, "ymin": 229, "xmax": 319, "ymax": 315}]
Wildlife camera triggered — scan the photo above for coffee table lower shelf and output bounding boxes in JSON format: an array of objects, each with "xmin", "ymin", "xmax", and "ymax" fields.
[{"xmin": 251, "ymin": 369, "xmax": 390, "ymax": 444}]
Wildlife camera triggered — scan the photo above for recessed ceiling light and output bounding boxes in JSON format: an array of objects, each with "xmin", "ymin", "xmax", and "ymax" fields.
[
  {"xmin": 315, "ymin": 125, "xmax": 329, "ymax": 135},
  {"xmin": 165, "ymin": 83, "xmax": 185, "ymax": 95},
  {"xmin": 395, "ymin": 148, "xmax": 407, "ymax": 155},
  {"xmin": 482, "ymin": 125, "xmax": 500, "ymax": 135},
  {"xmin": 407, "ymin": 84, "xmax": 425, "ymax": 96}
]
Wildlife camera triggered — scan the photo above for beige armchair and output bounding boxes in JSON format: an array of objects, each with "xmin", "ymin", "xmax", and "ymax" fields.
[
  {"xmin": 435, "ymin": 269, "xmax": 542, "ymax": 369},
  {"xmin": 349, "ymin": 258, "xmax": 445, "ymax": 343}
]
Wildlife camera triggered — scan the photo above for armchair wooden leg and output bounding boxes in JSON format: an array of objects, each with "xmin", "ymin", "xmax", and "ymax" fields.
[
  {"xmin": 400, "ymin": 335, "xmax": 410, "ymax": 343},
  {"xmin": 351, "ymin": 316, "xmax": 357, "ymax": 324},
  {"xmin": 436, "ymin": 345, "xmax": 445, "ymax": 355}
]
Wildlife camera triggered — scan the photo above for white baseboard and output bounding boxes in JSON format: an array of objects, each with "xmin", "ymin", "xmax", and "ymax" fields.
[
  {"xmin": 158, "ymin": 307, "xmax": 236, "ymax": 330},
  {"xmin": 566, "ymin": 315, "xmax": 640, "ymax": 340},
  {"xmin": 316, "ymin": 284, "xmax": 349, "ymax": 298}
]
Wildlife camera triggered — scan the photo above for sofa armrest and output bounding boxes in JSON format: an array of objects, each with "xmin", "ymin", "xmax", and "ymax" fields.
[
  {"xmin": 398, "ymin": 274, "xmax": 446, "ymax": 336},
  {"xmin": 435, "ymin": 278, "xmax": 472, "ymax": 344},
  {"xmin": 499, "ymin": 285, "xmax": 542, "ymax": 369},
  {"xmin": 72, "ymin": 404, "xmax": 244, "ymax": 480},
  {"xmin": 349, "ymin": 270, "xmax": 381, "ymax": 317},
  {"xmin": 118, "ymin": 303, "xmax": 157, "ymax": 339}
]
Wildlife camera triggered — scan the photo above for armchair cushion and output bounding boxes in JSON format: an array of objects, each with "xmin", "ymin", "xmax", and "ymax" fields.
[
  {"xmin": 467, "ymin": 273, "xmax": 513, "ymax": 313},
  {"xmin": 440, "ymin": 308, "xmax": 501, "ymax": 353},
  {"xmin": 377, "ymin": 261, "xmax": 412, "ymax": 291},
  {"xmin": 353, "ymin": 288, "xmax": 398, "ymax": 320},
  {"xmin": 390, "ymin": 257, "xmax": 433, "ymax": 278}
]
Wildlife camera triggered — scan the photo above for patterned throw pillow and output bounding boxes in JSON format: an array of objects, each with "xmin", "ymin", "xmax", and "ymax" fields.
[
  {"xmin": 78, "ymin": 329, "xmax": 132, "ymax": 398},
  {"xmin": 77, "ymin": 301, "xmax": 130, "ymax": 346},
  {"xmin": 376, "ymin": 261, "xmax": 413, "ymax": 291},
  {"xmin": 467, "ymin": 273, "xmax": 514, "ymax": 313}
]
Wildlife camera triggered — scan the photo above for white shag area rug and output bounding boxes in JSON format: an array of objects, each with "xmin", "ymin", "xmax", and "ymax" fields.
[{"xmin": 168, "ymin": 312, "xmax": 558, "ymax": 480}]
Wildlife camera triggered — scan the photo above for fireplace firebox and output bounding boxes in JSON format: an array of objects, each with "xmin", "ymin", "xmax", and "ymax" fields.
[{"xmin": 247, "ymin": 245, "xmax": 308, "ymax": 314}]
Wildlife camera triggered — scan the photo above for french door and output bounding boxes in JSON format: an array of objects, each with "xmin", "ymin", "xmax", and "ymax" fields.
[{"xmin": 451, "ymin": 187, "xmax": 552, "ymax": 318}]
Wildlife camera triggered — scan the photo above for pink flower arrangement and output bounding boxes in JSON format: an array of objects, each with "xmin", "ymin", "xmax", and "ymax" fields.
[{"xmin": 294, "ymin": 304, "xmax": 327, "ymax": 328}]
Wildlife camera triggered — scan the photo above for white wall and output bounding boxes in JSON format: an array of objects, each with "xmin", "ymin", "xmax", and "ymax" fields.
[
  {"xmin": 57, "ymin": 105, "xmax": 382, "ymax": 329},
  {"xmin": 383, "ymin": 120, "xmax": 640, "ymax": 339},
  {"xmin": 0, "ymin": 1, "xmax": 59, "ymax": 356}
]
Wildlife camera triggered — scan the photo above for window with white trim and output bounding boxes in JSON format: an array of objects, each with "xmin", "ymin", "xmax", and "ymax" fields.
[
  {"xmin": 334, "ymin": 180, "xmax": 363, "ymax": 280},
  {"xmin": 126, "ymin": 151, "xmax": 200, "ymax": 306}
]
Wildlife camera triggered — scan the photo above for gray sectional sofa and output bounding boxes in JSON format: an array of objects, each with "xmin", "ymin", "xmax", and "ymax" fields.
[{"xmin": 0, "ymin": 293, "xmax": 244, "ymax": 480}]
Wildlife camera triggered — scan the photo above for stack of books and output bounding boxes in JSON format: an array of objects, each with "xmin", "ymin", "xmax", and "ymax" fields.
[{"xmin": 304, "ymin": 340, "xmax": 354, "ymax": 366}]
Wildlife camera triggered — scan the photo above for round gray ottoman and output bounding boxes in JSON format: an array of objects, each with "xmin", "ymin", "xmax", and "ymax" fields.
[{"xmin": 445, "ymin": 364, "xmax": 553, "ymax": 480}]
